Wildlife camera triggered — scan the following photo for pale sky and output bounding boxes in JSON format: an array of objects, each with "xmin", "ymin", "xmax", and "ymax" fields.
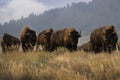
[{"xmin": 0, "ymin": 0, "xmax": 92, "ymax": 24}]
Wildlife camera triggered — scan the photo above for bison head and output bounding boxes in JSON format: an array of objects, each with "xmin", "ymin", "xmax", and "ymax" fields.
[
  {"xmin": 103, "ymin": 25, "xmax": 118, "ymax": 52},
  {"xmin": 64, "ymin": 28, "xmax": 81, "ymax": 50},
  {"xmin": 101, "ymin": 25, "xmax": 115, "ymax": 42},
  {"xmin": 23, "ymin": 28, "xmax": 37, "ymax": 47},
  {"xmin": 66, "ymin": 28, "xmax": 81, "ymax": 38},
  {"xmin": 103, "ymin": 25, "xmax": 114, "ymax": 35},
  {"xmin": 104, "ymin": 25, "xmax": 118, "ymax": 43},
  {"xmin": 40, "ymin": 28, "xmax": 53, "ymax": 44},
  {"xmin": 44, "ymin": 28, "xmax": 53, "ymax": 40}
]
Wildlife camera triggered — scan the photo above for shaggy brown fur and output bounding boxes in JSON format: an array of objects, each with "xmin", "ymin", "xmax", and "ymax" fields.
[
  {"xmin": 78, "ymin": 41, "xmax": 92, "ymax": 52},
  {"xmin": 36, "ymin": 28, "xmax": 53, "ymax": 51},
  {"xmin": 20, "ymin": 26, "xmax": 37, "ymax": 52},
  {"xmin": 50, "ymin": 27, "xmax": 81, "ymax": 52},
  {"xmin": 90, "ymin": 25, "xmax": 118, "ymax": 53},
  {"xmin": 0, "ymin": 33, "xmax": 20, "ymax": 53}
]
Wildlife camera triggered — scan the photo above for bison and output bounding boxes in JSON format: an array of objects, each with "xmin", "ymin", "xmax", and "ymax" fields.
[
  {"xmin": 0, "ymin": 33, "xmax": 20, "ymax": 53},
  {"xmin": 78, "ymin": 41, "xmax": 92, "ymax": 52},
  {"xmin": 50, "ymin": 27, "xmax": 81, "ymax": 52},
  {"xmin": 20, "ymin": 26, "xmax": 37, "ymax": 52},
  {"xmin": 36, "ymin": 28, "xmax": 53, "ymax": 51},
  {"xmin": 90, "ymin": 25, "xmax": 118, "ymax": 53}
]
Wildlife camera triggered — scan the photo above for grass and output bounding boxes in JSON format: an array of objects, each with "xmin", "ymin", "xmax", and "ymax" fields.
[{"xmin": 0, "ymin": 48, "xmax": 120, "ymax": 80}]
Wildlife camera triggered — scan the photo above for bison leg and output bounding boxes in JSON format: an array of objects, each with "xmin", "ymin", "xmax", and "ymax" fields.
[
  {"xmin": 92, "ymin": 43, "xmax": 101, "ymax": 53},
  {"xmin": 49, "ymin": 43, "xmax": 57, "ymax": 52},
  {"xmin": 22, "ymin": 43, "xmax": 28, "ymax": 52},
  {"xmin": 28, "ymin": 43, "xmax": 35, "ymax": 51},
  {"xmin": 36, "ymin": 43, "xmax": 39, "ymax": 51},
  {"xmin": 1, "ymin": 44, "xmax": 6, "ymax": 53},
  {"xmin": 44, "ymin": 44, "xmax": 50, "ymax": 51}
]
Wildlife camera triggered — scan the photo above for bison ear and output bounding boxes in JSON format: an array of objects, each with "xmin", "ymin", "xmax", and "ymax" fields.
[
  {"xmin": 78, "ymin": 31, "xmax": 81, "ymax": 37},
  {"xmin": 79, "ymin": 31, "xmax": 81, "ymax": 34}
]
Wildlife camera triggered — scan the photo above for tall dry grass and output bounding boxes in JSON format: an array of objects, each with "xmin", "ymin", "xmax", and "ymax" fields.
[{"xmin": 0, "ymin": 48, "xmax": 120, "ymax": 80}]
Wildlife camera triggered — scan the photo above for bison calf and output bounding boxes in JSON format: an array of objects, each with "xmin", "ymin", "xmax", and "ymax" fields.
[{"xmin": 78, "ymin": 41, "xmax": 92, "ymax": 52}]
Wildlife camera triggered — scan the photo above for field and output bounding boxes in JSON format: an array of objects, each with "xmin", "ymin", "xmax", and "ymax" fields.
[{"xmin": 0, "ymin": 48, "xmax": 120, "ymax": 80}]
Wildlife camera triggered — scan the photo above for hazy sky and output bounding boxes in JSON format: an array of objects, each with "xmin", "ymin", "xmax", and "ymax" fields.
[{"xmin": 0, "ymin": 0, "xmax": 92, "ymax": 24}]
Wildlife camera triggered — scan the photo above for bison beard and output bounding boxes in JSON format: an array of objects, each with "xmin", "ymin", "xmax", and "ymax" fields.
[
  {"xmin": 50, "ymin": 27, "xmax": 81, "ymax": 52},
  {"xmin": 20, "ymin": 26, "xmax": 37, "ymax": 52},
  {"xmin": 90, "ymin": 25, "xmax": 118, "ymax": 53}
]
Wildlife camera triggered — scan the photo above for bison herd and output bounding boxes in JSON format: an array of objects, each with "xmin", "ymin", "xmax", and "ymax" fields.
[{"xmin": 0, "ymin": 25, "xmax": 120, "ymax": 54}]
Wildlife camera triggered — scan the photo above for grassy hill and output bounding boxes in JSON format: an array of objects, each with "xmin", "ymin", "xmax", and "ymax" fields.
[{"xmin": 0, "ymin": 48, "xmax": 120, "ymax": 80}]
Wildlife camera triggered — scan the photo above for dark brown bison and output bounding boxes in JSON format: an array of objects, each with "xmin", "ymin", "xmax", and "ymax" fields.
[
  {"xmin": 36, "ymin": 28, "xmax": 53, "ymax": 51},
  {"xmin": 78, "ymin": 41, "xmax": 92, "ymax": 52},
  {"xmin": 50, "ymin": 27, "xmax": 81, "ymax": 52},
  {"xmin": 90, "ymin": 25, "xmax": 118, "ymax": 53},
  {"xmin": 20, "ymin": 26, "xmax": 37, "ymax": 52},
  {"xmin": 0, "ymin": 33, "xmax": 20, "ymax": 53}
]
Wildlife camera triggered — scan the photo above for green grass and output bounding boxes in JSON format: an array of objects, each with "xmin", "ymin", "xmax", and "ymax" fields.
[{"xmin": 0, "ymin": 48, "xmax": 120, "ymax": 80}]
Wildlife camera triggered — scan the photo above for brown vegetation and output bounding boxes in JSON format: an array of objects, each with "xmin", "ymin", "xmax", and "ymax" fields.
[{"xmin": 0, "ymin": 48, "xmax": 120, "ymax": 80}]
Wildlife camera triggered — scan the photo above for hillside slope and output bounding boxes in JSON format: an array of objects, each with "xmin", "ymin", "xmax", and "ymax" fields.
[{"xmin": 0, "ymin": 0, "xmax": 120, "ymax": 39}]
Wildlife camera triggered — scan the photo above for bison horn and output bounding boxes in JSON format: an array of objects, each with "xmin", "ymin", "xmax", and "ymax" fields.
[
  {"xmin": 79, "ymin": 31, "xmax": 81, "ymax": 34},
  {"xmin": 78, "ymin": 31, "xmax": 81, "ymax": 37}
]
